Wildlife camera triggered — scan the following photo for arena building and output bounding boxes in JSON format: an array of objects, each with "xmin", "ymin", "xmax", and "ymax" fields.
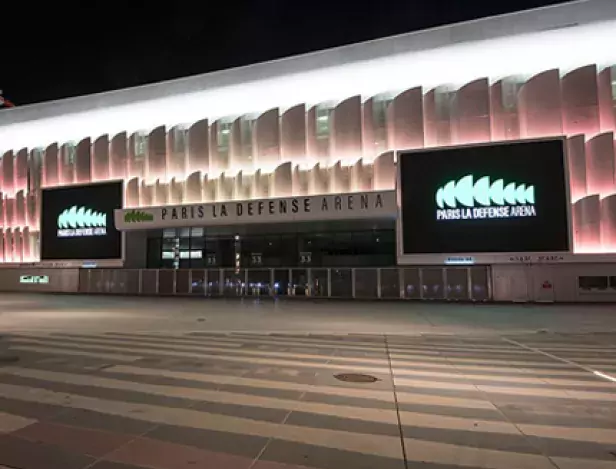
[{"xmin": 1, "ymin": 0, "xmax": 616, "ymax": 302}]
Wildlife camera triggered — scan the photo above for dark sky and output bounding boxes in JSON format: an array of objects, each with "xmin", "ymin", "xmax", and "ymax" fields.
[{"xmin": 3, "ymin": 0, "xmax": 569, "ymax": 106}]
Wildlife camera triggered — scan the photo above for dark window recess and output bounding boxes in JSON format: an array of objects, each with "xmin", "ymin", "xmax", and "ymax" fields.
[
  {"xmin": 145, "ymin": 229, "xmax": 395, "ymax": 269},
  {"xmin": 578, "ymin": 276, "xmax": 608, "ymax": 291},
  {"xmin": 609, "ymin": 277, "xmax": 616, "ymax": 290}
]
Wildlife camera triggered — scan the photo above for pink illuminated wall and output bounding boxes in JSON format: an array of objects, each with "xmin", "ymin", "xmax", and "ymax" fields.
[
  {"xmin": 2, "ymin": 61, "xmax": 616, "ymax": 262},
  {"xmin": 518, "ymin": 69, "xmax": 563, "ymax": 138}
]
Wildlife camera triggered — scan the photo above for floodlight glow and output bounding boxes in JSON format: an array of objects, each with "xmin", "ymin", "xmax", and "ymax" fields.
[{"xmin": 1, "ymin": 19, "xmax": 616, "ymax": 152}]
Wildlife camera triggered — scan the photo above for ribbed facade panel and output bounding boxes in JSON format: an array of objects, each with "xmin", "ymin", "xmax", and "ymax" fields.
[{"xmin": 3, "ymin": 56, "xmax": 616, "ymax": 261}]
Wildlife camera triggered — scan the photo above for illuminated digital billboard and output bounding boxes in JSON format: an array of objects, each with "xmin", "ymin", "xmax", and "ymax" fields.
[
  {"xmin": 41, "ymin": 181, "xmax": 123, "ymax": 261},
  {"xmin": 398, "ymin": 139, "xmax": 570, "ymax": 260}
]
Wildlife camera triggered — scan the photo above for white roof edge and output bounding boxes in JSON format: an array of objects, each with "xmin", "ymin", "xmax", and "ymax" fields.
[{"xmin": 0, "ymin": 0, "xmax": 612, "ymax": 128}]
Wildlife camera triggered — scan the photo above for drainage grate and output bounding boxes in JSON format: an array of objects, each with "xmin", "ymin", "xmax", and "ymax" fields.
[{"xmin": 334, "ymin": 373, "xmax": 379, "ymax": 383}]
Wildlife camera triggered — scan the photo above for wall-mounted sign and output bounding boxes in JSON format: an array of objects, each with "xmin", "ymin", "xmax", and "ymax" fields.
[
  {"xmin": 41, "ymin": 181, "xmax": 123, "ymax": 261},
  {"xmin": 115, "ymin": 191, "xmax": 396, "ymax": 230},
  {"xmin": 20, "ymin": 275, "xmax": 49, "ymax": 284},
  {"xmin": 398, "ymin": 139, "xmax": 570, "ymax": 258},
  {"xmin": 445, "ymin": 256, "xmax": 475, "ymax": 265}
]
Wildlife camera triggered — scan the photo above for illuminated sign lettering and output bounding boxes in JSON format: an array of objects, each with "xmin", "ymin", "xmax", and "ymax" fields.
[
  {"xmin": 20, "ymin": 275, "xmax": 49, "ymax": 284},
  {"xmin": 57, "ymin": 206, "xmax": 107, "ymax": 238},
  {"xmin": 435, "ymin": 175, "xmax": 536, "ymax": 221}
]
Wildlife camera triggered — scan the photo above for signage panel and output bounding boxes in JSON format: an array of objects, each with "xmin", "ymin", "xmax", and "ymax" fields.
[
  {"xmin": 397, "ymin": 139, "xmax": 571, "ymax": 264},
  {"xmin": 41, "ymin": 181, "xmax": 123, "ymax": 261},
  {"xmin": 115, "ymin": 191, "xmax": 396, "ymax": 230},
  {"xmin": 20, "ymin": 275, "xmax": 49, "ymax": 284}
]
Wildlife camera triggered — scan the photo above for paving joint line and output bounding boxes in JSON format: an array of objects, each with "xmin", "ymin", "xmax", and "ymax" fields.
[
  {"xmin": 384, "ymin": 334, "xmax": 409, "ymax": 469},
  {"xmin": 439, "ymin": 342, "xmax": 562, "ymax": 469},
  {"xmin": 503, "ymin": 337, "xmax": 616, "ymax": 381}
]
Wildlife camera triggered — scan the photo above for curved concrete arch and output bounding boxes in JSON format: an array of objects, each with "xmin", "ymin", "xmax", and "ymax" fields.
[
  {"xmin": 146, "ymin": 126, "xmax": 167, "ymax": 183},
  {"xmin": 26, "ymin": 193, "xmax": 37, "ymax": 230},
  {"xmin": 202, "ymin": 175, "xmax": 216, "ymax": 203},
  {"xmin": 598, "ymin": 65, "xmax": 615, "ymax": 133},
  {"xmin": 3, "ymin": 197, "xmax": 13, "ymax": 229},
  {"xmin": 332, "ymin": 96, "xmax": 362, "ymax": 166},
  {"xmin": 14, "ymin": 191, "xmax": 25, "ymax": 228},
  {"xmin": 424, "ymin": 86, "xmax": 454, "ymax": 147},
  {"xmin": 234, "ymin": 171, "xmax": 253, "ymax": 201},
  {"xmin": 125, "ymin": 177, "xmax": 140, "ymax": 208},
  {"xmin": 572, "ymin": 194, "xmax": 601, "ymax": 252},
  {"xmin": 255, "ymin": 108, "xmax": 281, "ymax": 170},
  {"xmin": 253, "ymin": 171, "xmax": 269, "ymax": 199},
  {"xmin": 281, "ymin": 104, "xmax": 306, "ymax": 166},
  {"xmin": 43, "ymin": 143, "xmax": 59, "ymax": 188},
  {"xmin": 209, "ymin": 119, "xmax": 233, "ymax": 176},
  {"xmin": 490, "ymin": 77, "xmax": 522, "ymax": 141},
  {"xmin": 229, "ymin": 117, "xmax": 248, "ymax": 173},
  {"xmin": 169, "ymin": 178, "xmax": 184, "ymax": 204},
  {"xmin": 567, "ymin": 135, "xmax": 587, "ymax": 203},
  {"xmin": 155, "ymin": 180, "xmax": 169, "ymax": 205},
  {"xmin": 110, "ymin": 132, "xmax": 127, "ymax": 180},
  {"xmin": 167, "ymin": 125, "xmax": 187, "ymax": 181},
  {"xmin": 60, "ymin": 143, "xmax": 75, "ymax": 185},
  {"xmin": 306, "ymin": 105, "xmax": 330, "ymax": 166},
  {"xmin": 329, "ymin": 161, "xmax": 351, "ymax": 193},
  {"xmin": 185, "ymin": 171, "xmax": 202, "ymax": 203},
  {"xmin": 309, "ymin": 163, "xmax": 328, "ymax": 196},
  {"xmin": 362, "ymin": 98, "xmax": 376, "ymax": 159},
  {"xmin": 562, "ymin": 65, "xmax": 600, "ymax": 136},
  {"xmin": 13, "ymin": 227, "xmax": 22, "ymax": 263},
  {"xmin": 292, "ymin": 165, "xmax": 310, "ymax": 197},
  {"xmin": 128, "ymin": 132, "xmax": 146, "ymax": 180},
  {"xmin": 187, "ymin": 119, "xmax": 209, "ymax": 174},
  {"xmin": 351, "ymin": 159, "xmax": 373, "ymax": 192},
  {"xmin": 585, "ymin": 131, "xmax": 615, "ymax": 198},
  {"xmin": 3, "ymin": 229, "xmax": 12, "ymax": 262},
  {"xmin": 75, "ymin": 138, "xmax": 92, "ymax": 183},
  {"xmin": 600, "ymin": 193, "xmax": 616, "ymax": 252},
  {"xmin": 217, "ymin": 174, "xmax": 233, "ymax": 202},
  {"xmin": 15, "ymin": 149, "xmax": 28, "ymax": 194},
  {"xmin": 139, "ymin": 180, "xmax": 153, "ymax": 207},
  {"xmin": 28, "ymin": 148, "xmax": 43, "ymax": 194},
  {"xmin": 518, "ymin": 69, "xmax": 563, "ymax": 138},
  {"xmin": 373, "ymin": 151, "xmax": 395, "ymax": 191},
  {"xmin": 93, "ymin": 135, "xmax": 110, "ymax": 181},
  {"xmin": 272, "ymin": 162, "xmax": 292, "ymax": 197},
  {"xmin": 388, "ymin": 87, "xmax": 424, "ymax": 151},
  {"xmin": 2, "ymin": 151, "xmax": 14, "ymax": 196},
  {"xmin": 451, "ymin": 78, "xmax": 491, "ymax": 144},
  {"xmin": 22, "ymin": 227, "xmax": 31, "ymax": 262}
]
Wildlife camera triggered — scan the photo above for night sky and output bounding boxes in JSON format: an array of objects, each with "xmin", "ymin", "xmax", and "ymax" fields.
[{"xmin": 3, "ymin": 0, "xmax": 569, "ymax": 106}]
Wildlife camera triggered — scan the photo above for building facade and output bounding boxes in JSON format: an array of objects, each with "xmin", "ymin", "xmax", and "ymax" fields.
[{"xmin": 1, "ymin": 0, "xmax": 616, "ymax": 301}]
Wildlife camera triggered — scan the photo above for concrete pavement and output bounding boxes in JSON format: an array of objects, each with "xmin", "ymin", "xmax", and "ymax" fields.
[
  {"xmin": 1, "ymin": 293, "xmax": 616, "ymax": 334},
  {"xmin": 0, "ymin": 294, "xmax": 615, "ymax": 468}
]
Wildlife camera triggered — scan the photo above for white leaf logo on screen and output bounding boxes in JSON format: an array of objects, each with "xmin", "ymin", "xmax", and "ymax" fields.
[
  {"xmin": 57, "ymin": 206, "xmax": 107, "ymax": 229},
  {"xmin": 57, "ymin": 206, "xmax": 107, "ymax": 237},
  {"xmin": 435, "ymin": 175, "xmax": 535, "ymax": 209}
]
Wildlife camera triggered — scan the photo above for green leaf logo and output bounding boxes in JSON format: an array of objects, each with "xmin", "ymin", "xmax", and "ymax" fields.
[
  {"xmin": 124, "ymin": 210, "xmax": 154, "ymax": 223},
  {"xmin": 436, "ymin": 175, "xmax": 535, "ymax": 209}
]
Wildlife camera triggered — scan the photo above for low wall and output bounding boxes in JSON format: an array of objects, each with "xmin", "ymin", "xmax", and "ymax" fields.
[{"xmin": 0, "ymin": 268, "xmax": 80, "ymax": 293}]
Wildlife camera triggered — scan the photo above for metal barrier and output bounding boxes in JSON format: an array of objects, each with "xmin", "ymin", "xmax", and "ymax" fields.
[{"xmin": 79, "ymin": 266, "xmax": 492, "ymax": 301}]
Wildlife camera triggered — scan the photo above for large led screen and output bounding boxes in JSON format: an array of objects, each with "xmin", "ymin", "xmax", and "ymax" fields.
[
  {"xmin": 399, "ymin": 139, "xmax": 570, "ymax": 255},
  {"xmin": 41, "ymin": 181, "xmax": 123, "ymax": 260}
]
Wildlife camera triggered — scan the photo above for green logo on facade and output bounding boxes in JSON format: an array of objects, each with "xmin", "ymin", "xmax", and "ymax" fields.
[
  {"xmin": 436, "ymin": 175, "xmax": 535, "ymax": 209},
  {"xmin": 124, "ymin": 210, "xmax": 154, "ymax": 223}
]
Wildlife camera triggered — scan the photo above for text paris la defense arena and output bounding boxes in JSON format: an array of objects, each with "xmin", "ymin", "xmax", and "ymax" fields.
[{"xmin": 1, "ymin": 0, "xmax": 616, "ymax": 303}]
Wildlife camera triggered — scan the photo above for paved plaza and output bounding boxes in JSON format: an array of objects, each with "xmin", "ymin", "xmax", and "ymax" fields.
[{"xmin": 0, "ymin": 294, "xmax": 615, "ymax": 468}]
